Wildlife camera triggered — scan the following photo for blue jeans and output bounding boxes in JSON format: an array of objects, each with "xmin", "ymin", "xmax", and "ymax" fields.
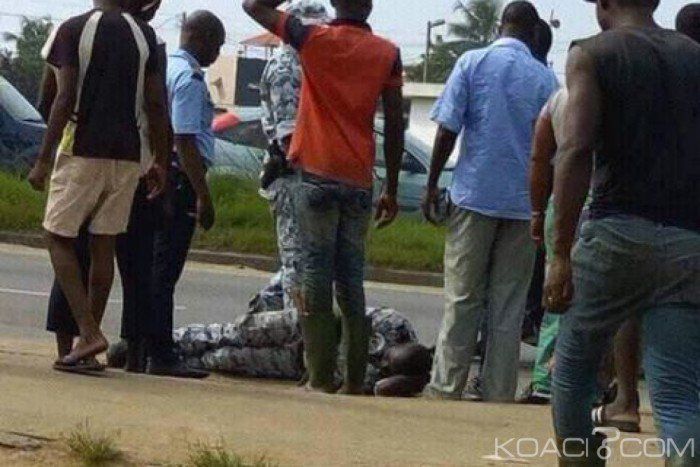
[
  {"xmin": 553, "ymin": 216, "xmax": 700, "ymax": 463},
  {"xmin": 295, "ymin": 172, "xmax": 372, "ymax": 388}
]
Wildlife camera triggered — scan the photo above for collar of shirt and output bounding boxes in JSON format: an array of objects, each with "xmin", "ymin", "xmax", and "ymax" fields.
[
  {"xmin": 171, "ymin": 48, "xmax": 203, "ymax": 72},
  {"xmin": 490, "ymin": 37, "xmax": 533, "ymax": 57},
  {"xmin": 329, "ymin": 19, "xmax": 372, "ymax": 31}
]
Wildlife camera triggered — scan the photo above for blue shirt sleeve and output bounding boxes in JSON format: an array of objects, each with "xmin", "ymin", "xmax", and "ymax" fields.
[
  {"xmin": 171, "ymin": 76, "xmax": 206, "ymax": 135},
  {"xmin": 430, "ymin": 54, "xmax": 471, "ymax": 134}
]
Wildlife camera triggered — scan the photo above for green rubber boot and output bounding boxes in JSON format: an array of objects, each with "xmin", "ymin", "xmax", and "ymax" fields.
[
  {"xmin": 338, "ymin": 313, "xmax": 371, "ymax": 395},
  {"xmin": 299, "ymin": 311, "xmax": 339, "ymax": 392}
]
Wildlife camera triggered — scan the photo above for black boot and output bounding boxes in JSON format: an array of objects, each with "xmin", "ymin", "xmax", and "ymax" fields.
[
  {"xmin": 146, "ymin": 341, "xmax": 209, "ymax": 379},
  {"xmin": 124, "ymin": 338, "xmax": 147, "ymax": 373}
]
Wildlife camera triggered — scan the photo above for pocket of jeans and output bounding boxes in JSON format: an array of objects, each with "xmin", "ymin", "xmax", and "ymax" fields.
[
  {"xmin": 346, "ymin": 190, "xmax": 372, "ymax": 217},
  {"xmin": 301, "ymin": 182, "xmax": 332, "ymax": 211}
]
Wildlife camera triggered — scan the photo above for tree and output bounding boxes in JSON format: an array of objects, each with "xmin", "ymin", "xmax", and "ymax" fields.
[
  {"xmin": 1, "ymin": 17, "xmax": 53, "ymax": 104},
  {"xmin": 406, "ymin": 0, "xmax": 501, "ymax": 83},
  {"xmin": 449, "ymin": 0, "xmax": 501, "ymax": 47}
]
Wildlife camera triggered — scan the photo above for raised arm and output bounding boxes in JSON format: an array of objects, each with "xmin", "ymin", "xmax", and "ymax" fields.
[
  {"xmin": 544, "ymin": 46, "xmax": 600, "ymax": 312},
  {"xmin": 242, "ymin": 0, "xmax": 286, "ymax": 33}
]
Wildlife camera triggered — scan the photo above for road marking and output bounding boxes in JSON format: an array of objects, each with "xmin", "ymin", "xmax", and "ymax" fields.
[
  {"xmin": 0, "ymin": 243, "xmax": 443, "ymax": 296},
  {"xmin": 0, "ymin": 287, "xmax": 186, "ymax": 310}
]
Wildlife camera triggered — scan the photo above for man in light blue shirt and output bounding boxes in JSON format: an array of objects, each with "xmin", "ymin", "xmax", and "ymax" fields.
[
  {"xmin": 167, "ymin": 48, "xmax": 216, "ymax": 167},
  {"xmin": 149, "ymin": 11, "xmax": 225, "ymax": 378},
  {"xmin": 423, "ymin": 1, "xmax": 557, "ymax": 402}
]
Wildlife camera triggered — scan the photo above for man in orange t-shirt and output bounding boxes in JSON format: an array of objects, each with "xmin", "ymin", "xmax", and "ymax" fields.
[{"xmin": 244, "ymin": 0, "xmax": 405, "ymax": 394}]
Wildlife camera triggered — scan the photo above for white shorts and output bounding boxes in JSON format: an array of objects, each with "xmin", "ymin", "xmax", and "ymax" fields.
[{"xmin": 43, "ymin": 153, "xmax": 141, "ymax": 238}]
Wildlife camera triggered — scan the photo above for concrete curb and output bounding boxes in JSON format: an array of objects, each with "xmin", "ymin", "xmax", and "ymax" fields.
[{"xmin": 0, "ymin": 231, "xmax": 443, "ymax": 288}]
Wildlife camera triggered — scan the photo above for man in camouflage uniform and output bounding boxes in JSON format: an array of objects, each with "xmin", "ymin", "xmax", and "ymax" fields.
[
  {"xmin": 173, "ymin": 307, "xmax": 423, "ymax": 393},
  {"xmin": 255, "ymin": 1, "xmax": 329, "ymax": 312}
]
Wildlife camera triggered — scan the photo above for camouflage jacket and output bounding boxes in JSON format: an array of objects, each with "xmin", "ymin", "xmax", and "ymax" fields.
[{"xmin": 259, "ymin": 45, "xmax": 301, "ymax": 143}]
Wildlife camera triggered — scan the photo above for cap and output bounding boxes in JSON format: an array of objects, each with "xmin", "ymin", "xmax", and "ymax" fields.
[{"xmin": 285, "ymin": 0, "xmax": 330, "ymax": 25}]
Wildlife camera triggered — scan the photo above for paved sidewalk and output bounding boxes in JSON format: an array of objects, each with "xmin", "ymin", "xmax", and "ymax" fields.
[{"xmin": 0, "ymin": 334, "xmax": 660, "ymax": 466}]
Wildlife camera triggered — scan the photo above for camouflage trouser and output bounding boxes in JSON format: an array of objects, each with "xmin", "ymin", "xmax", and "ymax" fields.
[
  {"xmin": 173, "ymin": 307, "xmax": 419, "ymax": 389},
  {"xmin": 269, "ymin": 174, "xmax": 302, "ymax": 310}
]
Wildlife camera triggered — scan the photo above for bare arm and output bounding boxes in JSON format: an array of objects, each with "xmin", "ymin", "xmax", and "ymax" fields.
[
  {"xmin": 175, "ymin": 135, "xmax": 209, "ymax": 199},
  {"xmin": 27, "ymin": 65, "xmax": 77, "ymax": 191},
  {"xmin": 37, "ymin": 66, "xmax": 77, "ymax": 165},
  {"xmin": 374, "ymin": 86, "xmax": 405, "ymax": 229},
  {"xmin": 144, "ymin": 73, "xmax": 170, "ymax": 168},
  {"xmin": 242, "ymin": 0, "xmax": 286, "ymax": 33},
  {"xmin": 37, "ymin": 65, "xmax": 57, "ymax": 122},
  {"xmin": 427, "ymin": 126, "xmax": 457, "ymax": 190},
  {"xmin": 381, "ymin": 86, "xmax": 405, "ymax": 197},
  {"xmin": 543, "ymin": 46, "xmax": 599, "ymax": 312},
  {"xmin": 529, "ymin": 106, "xmax": 557, "ymax": 244},
  {"xmin": 420, "ymin": 126, "xmax": 457, "ymax": 224},
  {"xmin": 156, "ymin": 44, "xmax": 174, "ymax": 153},
  {"xmin": 175, "ymin": 135, "xmax": 214, "ymax": 230},
  {"xmin": 552, "ymin": 46, "xmax": 600, "ymax": 258}
]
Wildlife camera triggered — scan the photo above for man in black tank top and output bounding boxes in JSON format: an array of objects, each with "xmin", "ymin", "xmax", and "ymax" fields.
[{"xmin": 544, "ymin": 0, "xmax": 700, "ymax": 464}]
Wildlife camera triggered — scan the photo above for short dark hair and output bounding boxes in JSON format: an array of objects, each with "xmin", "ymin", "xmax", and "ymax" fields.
[
  {"xmin": 677, "ymin": 4, "xmax": 700, "ymax": 43},
  {"xmin": 501, "ymin": 1, "xmax": 540, "ymax": 35},
  {"xmin": 584, "ymin": 0, "xmax": 660, "ymax": 9},
  {"xmin": 532, "ymin": 19, "xmax": 553, "ymax": 63}
]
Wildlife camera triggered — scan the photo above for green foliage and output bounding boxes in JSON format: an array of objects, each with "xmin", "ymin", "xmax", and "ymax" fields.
[
  {"xmin": 406, "ymin": 0, "xmax": 501, "ymax": 83},
  {"xmin": 449, "ymin": 0, "xmax": 502, "ymax": 46},
  {"xmin": 1, "ymin": 17, "xmax": 53, "ymax": 103},
  {"xmin": 187, "ymin": 442, "xmax": 278, "ymax": 467},
  {"xmin": 0, "ymin": 171, "xmax": 44, "ymax": 231},
  {"xmin": 0, "ymin": 173, "xmax": 445, "ymax": 272},
  {"xmin": 65, "ymin": 421, "xmax": 123, "ymax": 467}
]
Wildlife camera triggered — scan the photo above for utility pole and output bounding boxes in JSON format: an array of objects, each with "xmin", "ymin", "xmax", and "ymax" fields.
[{"xmin": 423, "ymin": 19, "xmax": 446, "ymax": 83}]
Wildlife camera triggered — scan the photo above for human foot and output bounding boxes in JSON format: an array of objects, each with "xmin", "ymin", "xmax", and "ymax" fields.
[{"xmin": 61, "ymin": 334, "xmax": 109, "ymax": 365}]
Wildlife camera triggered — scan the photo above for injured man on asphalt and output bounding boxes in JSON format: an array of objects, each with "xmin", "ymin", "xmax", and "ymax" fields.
[{"xmin": 108, "ymin": 296, "xmax": 432, "ymax": 397}]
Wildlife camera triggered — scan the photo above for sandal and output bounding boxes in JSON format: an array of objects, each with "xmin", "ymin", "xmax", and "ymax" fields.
[
  {"xmin": 591, "ymin": 405, "xmax": 641, "ymax": 433},
  {"xmin": 53, "ymin": 359, "xmax": 105, "ymax": 376}
]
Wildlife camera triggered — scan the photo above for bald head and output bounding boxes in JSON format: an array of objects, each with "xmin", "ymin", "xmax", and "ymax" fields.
[
  {"xmin": 501, "ymin": 1, "xmax": 540, "ymax": 46},
  {"xmin": 677, "ymin": 4, "xmax": 700, "ymax": 43},
  {"xmin": 181, "ymin": 11, "xmax": 226, "ymax": 67}
]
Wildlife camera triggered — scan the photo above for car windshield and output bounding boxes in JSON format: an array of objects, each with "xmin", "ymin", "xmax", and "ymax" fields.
[
  {"xmin": 215, "ymin": 119, "xmax": 268, "ymax": 149},
  {"xmin": 0, "ymin": 77, "xmax": 43, "ymax": 123}
]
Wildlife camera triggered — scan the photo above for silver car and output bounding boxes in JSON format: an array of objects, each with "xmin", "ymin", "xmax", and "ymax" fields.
[{"xmin": 210, "ymin": 108, "xmax": 453, "ymax": 212}]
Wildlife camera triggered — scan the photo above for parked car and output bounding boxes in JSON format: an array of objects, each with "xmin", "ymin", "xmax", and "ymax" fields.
[
  {"xmin": 211, "ymin": 108, "xmax": 453, "ymax": 212},
  {"xmin": 0, "ymin": 76, "xmax": 45, "ymax": 172}
]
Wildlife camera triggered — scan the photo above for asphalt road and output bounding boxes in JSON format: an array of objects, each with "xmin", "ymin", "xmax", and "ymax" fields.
[
  {"xmin": 0, "ymin": 242, "xmax": 540, "ymax": 367},
  {"xmin": 0, "ymin": 243, "xmax": 447, "ymax": 345}
]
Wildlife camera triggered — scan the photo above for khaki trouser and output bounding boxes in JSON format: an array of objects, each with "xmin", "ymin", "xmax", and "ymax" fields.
[{"xmin": 429, "ymin": 207, "xmax": 536, "ymax": 401}]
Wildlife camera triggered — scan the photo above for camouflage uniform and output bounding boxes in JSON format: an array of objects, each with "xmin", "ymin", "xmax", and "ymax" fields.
[
  {"xmin": 173, "ymin": 307, "xmax": 418, "ymax": 389},
  {"xmin": 255, "ymin": 1, "xmax": 328, "ymax": 311}
]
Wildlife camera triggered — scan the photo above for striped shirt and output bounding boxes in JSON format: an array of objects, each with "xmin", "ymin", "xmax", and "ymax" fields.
[{"xmin": 42, "ymin": 9, "xmax": 158, "ymax": 162}]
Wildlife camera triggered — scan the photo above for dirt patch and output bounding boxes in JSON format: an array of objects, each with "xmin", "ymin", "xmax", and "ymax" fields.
[{"xmin": 0, "ymin": 337, "xmax": 660, "ymax": 467}]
